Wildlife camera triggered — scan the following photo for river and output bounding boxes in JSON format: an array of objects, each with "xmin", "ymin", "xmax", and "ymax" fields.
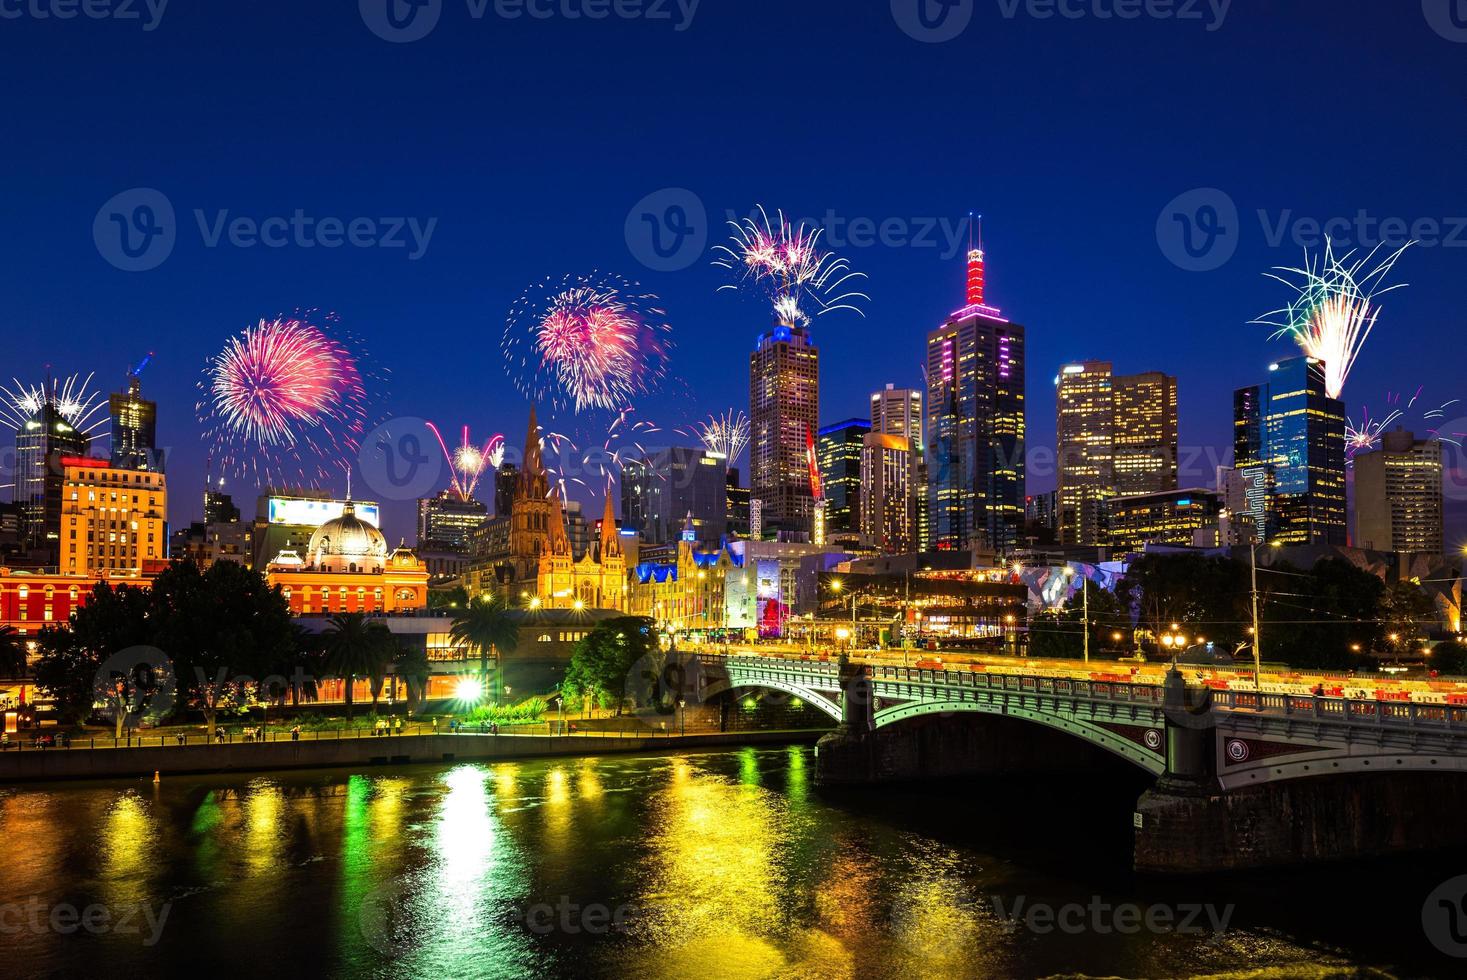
[{"xmin": 0, "ymin": 745, "xmax": 1457, "ymax": 978}]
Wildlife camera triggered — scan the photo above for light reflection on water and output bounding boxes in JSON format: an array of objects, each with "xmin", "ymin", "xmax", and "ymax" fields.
[{"xmin": 0, "ymin": 745, "xmax": 1448, "ymax": 978}]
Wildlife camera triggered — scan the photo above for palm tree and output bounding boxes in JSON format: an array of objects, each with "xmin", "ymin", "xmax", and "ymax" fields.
[
  {"xmin": 449, "ymin": 594, "xmax": 520, "ymax": 704},
  {"xmin": 0, "ymin": 626, "xmax": 27, "ymax": 679},
  {"xmin": 393, "ymin": 643, "xmax": 432, "ymax": 714},
  {"xmin": 323, "ymin": 613, "xmax": 393, "ymax": 720}
]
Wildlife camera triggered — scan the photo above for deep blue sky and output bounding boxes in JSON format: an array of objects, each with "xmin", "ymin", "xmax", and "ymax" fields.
[{"xmin": 3, "ymin": 0, "xmax": 1466, "ymax": 546}]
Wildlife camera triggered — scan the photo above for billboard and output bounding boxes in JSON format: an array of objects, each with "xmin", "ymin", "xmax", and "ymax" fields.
[{"xmin": 267, "ymin": 497, "xmax": 380, "ymax": 529}]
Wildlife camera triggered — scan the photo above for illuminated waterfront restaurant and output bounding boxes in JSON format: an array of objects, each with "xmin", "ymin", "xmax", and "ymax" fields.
[{"xmin": 813, "ymin": 566, "xmax": 1026, "ymax": 647}]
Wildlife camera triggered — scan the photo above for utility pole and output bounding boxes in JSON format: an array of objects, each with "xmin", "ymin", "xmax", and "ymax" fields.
[
  {"xmin": 1250, "ymin": 544, "xmax": 1262, "ymax": 688},
  {"xmin": 1082, "ymin": 576, "xmax": 1090, "ymax": 664}
]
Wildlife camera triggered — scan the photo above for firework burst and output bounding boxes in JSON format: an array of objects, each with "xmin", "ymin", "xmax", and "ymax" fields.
[
  {"xmin": 425, "ymin": 423, "xmax": 505, "ymax": 501},
  {"xmin": 504, "ymin": 272, "xmax": 673, "ymax": 416},
  {"xmin": 1253, "ymin": 239, "xmax": 1413, "ymax": 400},
  {"xmin": 197, "ymin": 315, "xmax": 377, "ymax": 483},
  {"xmin": 712, "ymin": 205, "xmax": 869, "ymax": 327},
  {"xmin": 1347, "ymin": 388, "xmax": 1463, "ymax": 461},
  {"xmin": 0, "ymin": 372, "xmax": 109, "ymax": 436},
  {"xmin": 682, "ymin": 410, "xmax": 750, "ymax": 466}
]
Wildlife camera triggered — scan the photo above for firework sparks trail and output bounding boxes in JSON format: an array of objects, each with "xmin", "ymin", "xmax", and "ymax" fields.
[
  {"xmin": 680, "ymin": 410, "xmax": 750, "ymax": 466},
  {"xmin": 1253, "ymin": 239, "xmax": 1413, "ymax": 400},
  {"xmin": 504, "ymin": 272, "xmax": 673, "ymax": 416},
  {"xmin": 0, "ymin": 372, "xmax": 110, "ymax": 437},
  {"xmin": 425, "ymin": 423, "xmax": 505, "ymax": 502},
  {"xmin": 1346, "ymin": 387, "xmax": 1463, "ymax": 461},
  {"xmin": 197, "ymin": 315, "xmax": 378, "ymax": 483},
  {"xmin": 712, "ymin": 205, "xmax": 869, "ymax": 327}
]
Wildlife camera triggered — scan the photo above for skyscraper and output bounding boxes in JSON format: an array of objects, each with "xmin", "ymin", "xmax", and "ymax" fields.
[
  {"xmin": 926, "ymin": 241, "xmax": 1025, "ymax": 555},
  {"xmin": 816, "ymin": 418, "xmax": 869, "ymax": 548},
  {"xmin": 1056, "ymin": 363, "xmax": 1178, "ymax": 545},
  {"xmin": 725, "ymin": 468, "xmax": 750, "ymax": 539},
  {"xmin": 494, "ymin": 461, "xmax": 518, "ymax": 518},
  {"xmin": 1234, "ymin": 356, "xmax": 1347, "ymax": 546},
  {"xmin": 750, "ymin": 324, "xmax": 819, "ymax": 537},
  {"xmin": 1353, "ymin": 429, "xmax": 1443, "ymax": 555},
  {"xmin": 60, "ymin": 458, "xmax": 168, "ymax": 576},
  {"xmin": 620, "ymin": 446, "xmax": 729, "ymax": 546},
  {"xmin": 109, "ymin": 371, "xmax": 160, "ymax": 472},
  {"xmin": 416, "ymin": 491, "xmax": 489, "ymax": 552},
  {"xmin": 861, "ymin": 433, "xmax": 914, "ymax": 554},
  {"xmin": 871, "ymin": 384, "xmax": 924, "ymax": 447},
  {"xmin": 15, "ymin": 392, "xmax": 91, "ymax": 563}
]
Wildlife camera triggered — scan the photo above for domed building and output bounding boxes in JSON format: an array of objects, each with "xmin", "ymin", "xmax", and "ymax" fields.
[{"xmin": 265, "ymin": 500, "xmax": 429, "ymax": 616}]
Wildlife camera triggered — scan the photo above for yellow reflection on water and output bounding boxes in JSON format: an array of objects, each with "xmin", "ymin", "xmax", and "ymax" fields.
[
  {"xmin": 434, "ymin": 766, "xmax": 494, "ymax": 892},
  {"xmin": 98, "ymin": 792, "xmax": 156, "ymax": 907},
  {"xmin": 244, "ymin": 780, "xmax": 285, "ymax": 875}
]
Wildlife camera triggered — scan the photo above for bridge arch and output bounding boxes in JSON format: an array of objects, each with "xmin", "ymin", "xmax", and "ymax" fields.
[
  {"xmin": 714, "ymin": 679, "xmax": 842, "ymax": 723},
  {"xmin": 872, "ymin": 699, "xmax": 1166, "ymax": 776}
]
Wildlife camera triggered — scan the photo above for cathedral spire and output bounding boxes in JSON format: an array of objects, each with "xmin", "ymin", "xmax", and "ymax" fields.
[
  {"xmin": 599, "ymin": 495, "xmax": 620, "ymax": 558},
  {"xmin": 520, "ymin": 405, "xmax": 548, "ymax": 498},
  {"xmin": 547, "ymin": 485, "xmax": 571, "ymax": 555}
]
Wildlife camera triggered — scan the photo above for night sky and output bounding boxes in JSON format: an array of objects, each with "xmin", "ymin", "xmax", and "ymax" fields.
[{"xmin": 3, "ymin": 0, "xmax": 1465, "ymax": 546}]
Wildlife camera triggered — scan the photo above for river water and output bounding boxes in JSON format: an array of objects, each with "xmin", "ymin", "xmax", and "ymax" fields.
[{"xmin": 0, "ymin": 745, "xmax": 1459, "ymax": 978}]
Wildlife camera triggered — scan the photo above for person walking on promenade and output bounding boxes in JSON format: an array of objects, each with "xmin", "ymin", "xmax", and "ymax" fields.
[{"xmin": 291, "ymin": 725, "xmax": 301, "ymax": 742}]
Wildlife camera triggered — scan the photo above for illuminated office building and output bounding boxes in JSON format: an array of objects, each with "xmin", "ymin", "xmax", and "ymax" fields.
[
  {"xmin": 750, "ymin": 324, "xmax": 820, "ymax": 537},
  {"xmin": 14, "ymin": 394, "xmax": 91, "ymax": 563},
  {"xmin": 1353, "ymin": 429, "xmax": 1443, "ymax": 555},
  {"xmin": 816, "ymin": 419, "xmax": 869, "ymax": 548},
  {"xmin": 59, "ymin": 457, "xmax": 168, "ymax": 577},
  {"xmin": 926, "ymin": 242, "xmax": 1025, "ymax": 555},
  {"xmin": 621, "ymin": 446, "xmax": 729, "ymax": 546},
  {"xmin": 416, "ymin": 491, "xmax": 489, "ymax": 553},
  {"xmin": 1103, "ymin": 488, "xmax": 1221, "ymax": 552},
  {"xmin": 1233, "ymin": 356, "xmax": 1347, "ymax": 546},
  {"xmin": 1056, "ymin": 362, "xmax": 1177, "ymax": 546},
  {"xmin": 108, "ymin": 373, "xmax": 161, "ymax": 472},
  {"xmin": 860, "ymin": 433, "xmax": 914, "ymax": 554}
]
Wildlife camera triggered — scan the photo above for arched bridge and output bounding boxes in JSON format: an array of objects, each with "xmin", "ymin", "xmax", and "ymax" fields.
[{"xmin": 702, "ymin": 654, "xmax": 1467, "ymax": 789}]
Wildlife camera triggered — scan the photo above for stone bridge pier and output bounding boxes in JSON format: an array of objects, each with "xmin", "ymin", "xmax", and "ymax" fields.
[{"xmin": 704, "ymin": 655, "xmax": 1467, "ymax": 873}]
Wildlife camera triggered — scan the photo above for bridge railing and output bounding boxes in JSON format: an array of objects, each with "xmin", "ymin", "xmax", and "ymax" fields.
[{"xmin": 719, "ymin": 655, "xmax": 1467, "ymax": 733}]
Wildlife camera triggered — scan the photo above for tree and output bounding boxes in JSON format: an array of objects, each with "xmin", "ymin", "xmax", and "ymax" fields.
[
  {"xmin": 31, "ymin": 582, "xmax": 158, "ymax": 732},
  {"xmin": 429, "ymin": 585, "xmax": 470, "ymax": 611},
  {"xmin": 563, "ymin": 616, "xmax": 655, "ymax": 715},
  {"xmin": 0, "ymin": 626, "xmax": 27, "ymax": 678},
  {"xmin": 149, "ymin": 561, "xmax": 299, "ymax": 738},
  {"xmin": 322, "ymin": 613, "xmax": 394, "ymax": 720},
  {"xmin": 1261, "ymin": 559, "xmax": 1385, "ymax": 670},
  {"xmin": 392, "ymin": 642, "xmax": 432, "ymax": 712},
  {"xmin": 1382, "ymin": 580, "xmax": 1437, "ymax": 655},
  {"xmin": 1117, "ymin": 553, "xmax": 1250, "ymax": 654},
  {"xmin": 31, "ymin": 626, "xmax": 95, "ymax": 724},
  {"xmin": 1429, "ymin": 640, "xmax": 1467, "ymax": 676},
  {"xmin": 449, "ymin": 595, "xmax": 520, "ymax": 703},
  {"xmin": 1027, "ymin": 584, "xmax": 1129, "ymax": 661}
]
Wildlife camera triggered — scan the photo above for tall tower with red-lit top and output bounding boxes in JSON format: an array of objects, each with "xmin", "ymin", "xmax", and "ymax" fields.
[
  {"xmin": 925, "ymin": 220, "xmax": 1026, "ymax": 556},
  {"xmin": 966, "ymin": 213, "xmax": 986, "ymax": 307}
]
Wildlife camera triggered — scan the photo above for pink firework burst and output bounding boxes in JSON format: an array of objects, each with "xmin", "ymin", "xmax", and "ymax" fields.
[
  {"xmin": 504, "ymin": 272, "xmax": 673, "ymax": 416},
  {"xmin": 198, "ymin": 315, "xmax": 375, "ymax": 482}
]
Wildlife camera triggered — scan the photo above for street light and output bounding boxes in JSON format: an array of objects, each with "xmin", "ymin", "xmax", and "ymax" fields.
[{"xmin": 1249, "ymin": 540, "xmax": 1284, "ymax": 688}]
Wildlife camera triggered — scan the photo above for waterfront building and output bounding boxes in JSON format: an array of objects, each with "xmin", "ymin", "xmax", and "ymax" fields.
[
  {"xmin": 926, "ymin": 243, "xmax": 1025, "ymax": 555},
  {"xmin": 1234, "ymin": 356, "xmax": 1347, "ymax": 546},
  {"xmin": 250, "ymin": 489, "xmax": 381, "ymax": 571},
  {"xmin": 628, "ymin": 515, "xmax": 747, "ymax": 634},
  {"xmin": 1353, "ymin": 429, "xmax": 1444, "ymax": 556},
  {"xmin": 264, "ymin": 500, "xmax": 429, "ymax": 615},
  {"xmin": 750, "ymin": 324, "xmax": 820, "ymax": 537}
]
